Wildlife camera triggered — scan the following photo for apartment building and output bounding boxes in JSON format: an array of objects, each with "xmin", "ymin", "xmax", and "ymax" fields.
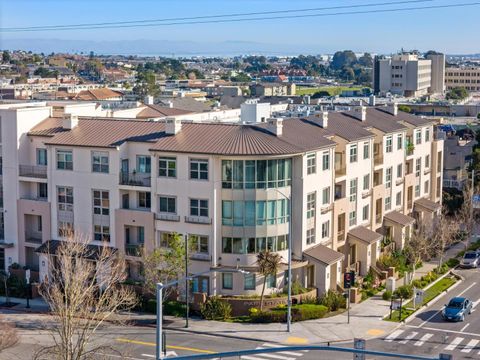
[
  {"xmin": 441, "ymin": 131, "xmax": 476, "ymax": 190},
  {"xmin": 0, "ymin": 101, "xmax": 443, "ymax": 297},
  {"xmin": 250, "ymin": 83, "xmax": 296, "ymax": 97},
  {"xmin": 445, "ymin": 66, "xmax": 480, "ymax": 92},
  {"xmin": 373, "ymin": 53, "xmax": 445, "ymax": 97}
]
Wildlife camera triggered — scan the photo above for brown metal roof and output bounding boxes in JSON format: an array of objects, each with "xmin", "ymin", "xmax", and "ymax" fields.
[
  {"xmin": 28, "ymin": 117, "xmax": 67, "ymax": 136},
  {"xmin": 74, "ymin": 88, "xmax": 123, "ymax": 101},
  {"xmin": 303, "ymin": 243, "xmax": 344, "ymax": 265},
  {"xmin": 384, "ymin": 210, "xmax": 415, "ymax": 226},
  {"xmin": 414, "ymin": 198, "xmax": 441, "ymax": 212},
  {"xmin": 137, "ymin": 105, "xmax": 193, "ymax": 119},
  {"xmin": 304, "ymin": 113, "xmax": 375, "ymax": 142},
  {"xmin": 348, "ymin": 226, "xmax": 382, "ymax": 245}
]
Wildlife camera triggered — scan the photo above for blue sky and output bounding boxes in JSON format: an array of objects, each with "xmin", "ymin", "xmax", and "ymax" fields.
[{"xmin": 0, "ymin": 0, "xmax": 479, "ymax": 54}]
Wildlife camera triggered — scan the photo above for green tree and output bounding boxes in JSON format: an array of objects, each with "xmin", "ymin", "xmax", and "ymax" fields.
[
  {"xmin": 256, "ymin": 251, "xmax": 282, "ymax": 311},
  {"xmin": 398, "ymin": 105, "xmax": 412, "ymax": 113},
  {"xmin": 358, "ymin": 53, "xmax": 373, "ymax": 67},
  {"xmin": 34, "ymin": 67, "xmax": 58, "ymax": 78},
  {"xmin": 2, "ymin": 50, "xmax": 11, "ymax": 63},
  {"xmin": 446, "ymin": 87, "xmax": 468, "ymax": 100},
  {"xmin": 133, "ymin": 70, "xmax": 160, "ymax": 97},
  {"xmin": 230, "ymin": 72, "xmax": 251, "ymax": 82},
  {"xmin": 330, "ymin": 50, "xmax": 357, "ymax": 70}
]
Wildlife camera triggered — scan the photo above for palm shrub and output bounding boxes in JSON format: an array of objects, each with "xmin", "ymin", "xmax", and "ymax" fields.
[{"xmin": 200, "ymin": 296, "xmax": 232, "ymax": 320}]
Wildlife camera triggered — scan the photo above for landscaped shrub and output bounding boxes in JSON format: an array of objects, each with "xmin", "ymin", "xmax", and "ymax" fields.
[
  {"xmin": 250, "ymin": 304, "xmax": 329, "ymax": 323},
  {"xmin": 318, "ymin": 290, "xmax": 346, "ymax": 311},
  {"xmin": 301, "ymin": 295, "xmax": 318, "ymax": 304},
  {"xmin": 143, "ymin": 299, "xmax": 186, "ymax": 316},
  {"xmin": 446, "ymin": 258, "xmax": 460, "ymax": 268},
  {"xmin": 394, "ymin": 285, "xmax": 413, "ymax": 299},
  {"xmin": 287, "ymin": 280, "xmax": 309, "ymax": 295},
  {"xmin": 411, "ymin": 280, "xmax": 423, "ymax": 289},
  {"xmin": 382, "ymin": 290, "xmax": 392, "ymax": 301},
  {"xmin": 200, "ymin": 296, "xmax": 232, "ymax": 320}
]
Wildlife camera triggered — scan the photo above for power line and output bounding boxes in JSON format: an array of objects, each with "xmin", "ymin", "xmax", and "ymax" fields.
[
  {"xmin": 0, "ymin": 0, "xmax": 434, "ymax": 31},
  {"xmin": 1, "ymin": 2, "xmax": 478, "ymax": 32}
]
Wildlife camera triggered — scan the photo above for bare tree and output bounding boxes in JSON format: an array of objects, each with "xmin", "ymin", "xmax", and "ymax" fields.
[
  {"xmin": 35, "ymin": 232, "xmax": 137, "ymax": 360},
  {"xmin": 0, "ymin": 316, "xmax": 18, "ymax": 353},
  {"xmin": 256, "ymin": 251, "xmax": 282, "ymax": 311},
  {"xmin": 431, "ymin": 208, "xmax": 460, "ymax": 269},
  {"xmin": 458, "ymin": 182, "xmax": 478, "ymax": 250},
  {"xmin": 404, "ymin": 225, "xmax": 430, "ymax": 283}
]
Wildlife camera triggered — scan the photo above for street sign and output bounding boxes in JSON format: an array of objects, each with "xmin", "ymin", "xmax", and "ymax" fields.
[
  {"xmin": 353, "ymin": 338, "xmax": 366, "ymax": 360},
  {"xmin": 391, "ymin": 300, "xmax": 402, "ymax": 310},
  {"xmin": 414, "ymin": 289, "xmax": 424, "ymax": 307}
]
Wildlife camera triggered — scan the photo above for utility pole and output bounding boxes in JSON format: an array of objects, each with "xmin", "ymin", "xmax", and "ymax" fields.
[{"xmin": 185, "ymin": 234, "xmax": 189, "ymax": 328}]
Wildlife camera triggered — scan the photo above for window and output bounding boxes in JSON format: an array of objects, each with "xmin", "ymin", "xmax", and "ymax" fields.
[
  {"xmin": 267, "ymin": 200, "xmax": 276, "ymax": 225},
  {"xmin": 189, "ymin": 234, "xmax": 209, "ymax": 254},
  {"xmin": 424, "ymin": 180, "xmax": 429, "ymax": 194},
  {"xmin": 385, "ymin": 196, "xmax": 392, "ymax": 211},
  {"xmin": 38, "ymin": 183, "xmax": 48, "ymax": 199},
  {"xmin": 363, "ymin": 142, "xmax": 370, "ymax": 159},
  {"xmin": 244, "ymin": 273, "xmax": 256, "ymax": 290},
  {"xmin": 235, "ymin": 201, "xmax": 245, "ymax": 226},
  {"xmin": 222, "ymin": 201, "xmax": 232, "ymax": 225},
  {"xmin": 307, "ymin": 192, "xmax": 316, "ymax": 219},
  {"xmin": 349, "ymin": 144, "xmax": 358, "ymax": 163},
  {"xmin": 307, "ymin": 153, "xmax": 316, "ymax": 174},
  {"xmin": 386, "ymin": 136, "xmax": 393, "ymax": 153},
  {"xmin": 415, "ymin": 158, "xmax": 421, "ymax": 177},
  {"xmin": 36, "ymin": 148, "xmax": 47, "ymax": 166},
  {"xmin": 138, "ymin": 192, "xmax": 151, "ymax": 209},
  {"xmin": 362, "ymin": 205, "xmax": 369, "ymax": 221},
  {"xmin": 93, "ymin": 190, "xmax": 109, "ymax": 215},
  {"xmin": 322, "ymin": 151, "xmax": 330, "ymax": 171},
  {"xmin": 349, "ymin": 211, "xmax": 357, "ymax": 226},
  {"xmin": 415, "ymin": 130, "xmax": 422, "ymax": 145},
  {"xmin": 425, "ymin": 155, "xmax": 430, "ymax": 169},
  {"xmin": 158, "ymin": 232, "xmax": 175, "ymax": 247},
  {"xmin": 190, "ymin": 159, "xmax": 208, "ymax": 180},
  {"xmin": 159, "ymin": 196, "xmax": 176, "ymax": 213},
  {"xmin": 57, "ymin": 186, "xmax": 73, "ymax": 211},
  {"xmin": 437, "ymin": 151, "xmax": 442, "ymax": 172},
  {"xmin": 306, "ymin": 228, "xmax": 315, "ymax": 245},
  {"xmin": 349, "ymin": 178, "xmax": 357, "ymax": 202},
  {"xmin": 56, "ymin": 150, "xmax": 73, "ymax": 170},
  {"xmin": 222, "ymin": 273, "xmax": 233, "ymax": 290},
  {"xmin": 136, "ymin": 156, "xmax": 151, "ymax": 173},
  {"xmin": 94, "ymin": 225, "xmax": 110, "ymax": 242},
  {"xmin": 425, "ymin": 128, "xmax": 430, "ymax": 142},
  {"xmin": 190, "ymin": 199, "xmax": 208, "ymax": 217},
  {"xmin": 396, "ymin": 191, "xmax": 402, "ymax": 206},
  {"xmin": 92, "ymin": 151, "xmax": 109, "ymax": 173},
  {"xmin": 363, "ymin": 174, "xmax": 370, "ymax": 191},
  {"xmin": 322, "ymin": 187, "xmax": 330, "ymax": 205},
  {"xmin": 385, "ymin": 167, "xmax": 392, "ymax": 188},
  {"xmin": 397, "ymin": 164, "xmax": 403, "ymax": 178},
  {"xmin": 267, "ymin": 274, "xmax": 276, "ymax": 288},
  {"xmin": 415, "ymin": 184, "xmax": 420, "ymax": 197},
  {"xmin": 159, "ymin": 157, "xmax": 176, "ymax": 178},
  {"xmin": 397, "ymin": 134, "xmax": 403, "ymax": 150},
  {"xmin": 137, "ymin": 227, "xmax": 145, "ymax": 244},
  {"xmin": 321, "ymin": 221, "xmax": 330, "ymax": 238}
]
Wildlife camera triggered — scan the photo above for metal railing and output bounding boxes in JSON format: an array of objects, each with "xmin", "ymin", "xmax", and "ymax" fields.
[
  {"xmin": 119, "ymin": 172, "xmax": 151, "ymax": 187},
  {"xmin": 125, "ymin": 244, "xmax": 143, "ymax": 257},
  {"xmin": 25, "ymin": 235, "xmax": 42, "ymax": 244},
  {"xmin": 20, "ymin": 195, "xmax": 48, "ymax": 202},
  {"xmin": 155, "ymin": 213, "xmax": 180, "ymax": 222},
  {"xmin": 185, "ymin": 216, "xmax": 211, "ymax": 224},
  {"xmin": 375, "ymin": 213, "xmax": 382, "ymax": 224},
  {"xmin": 337, "ymin": 230, "xmax": 345, "ymax": 242},
  {"xmin": 19, "ymin": 165, "xmax": 47, "ymax": 178}
]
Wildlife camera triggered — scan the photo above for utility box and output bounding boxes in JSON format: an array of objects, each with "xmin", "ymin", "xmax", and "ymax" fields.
[{"xmin": 386, "ymin": 277, "xmax": 396, "ymax": 293}]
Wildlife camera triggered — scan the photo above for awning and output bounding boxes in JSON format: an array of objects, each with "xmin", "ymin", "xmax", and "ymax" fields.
[
  {"xmin": 414, "ymin": 198, "xmax": 441, "ymax": 213},
  {"xmin": 348, "ymin": 226, "xmax": 383, "ymax": 245},
  {"xmin": 35, "ymin": 239, "xmax": 117, "ymax": 260},
  {"xmin": 384, "ymin": 210, "xmax": 416, "ymax": 226},
  {"xmin": 303, "ymin": 243, "xmax": 344, "ymax": 266}
]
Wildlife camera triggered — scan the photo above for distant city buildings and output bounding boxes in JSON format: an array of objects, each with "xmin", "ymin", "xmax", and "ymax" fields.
[{"xmin": 445, "ymin": 66, "xmax": 480, "ymax": 92}]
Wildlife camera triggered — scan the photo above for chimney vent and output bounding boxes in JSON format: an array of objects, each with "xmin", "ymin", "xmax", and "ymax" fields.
[
  {"xmin": 62, "ymin": 113, "xmax": 79, "ymax": 130},
  {"xmin": 165, "ymin": 117, "xmax": 182, "ymax": 134},
  {"xmin": 385, "ymin": 102, "xmax": 398, "ymax": 116},
  {"xmin": 351, "ymin": 106, "xmax": 367, "ymax": 121},
  {"xmin": 313, "ymin": 111, "xmax": 328, "ymax": 128},
  {"xmin": 267, "ymin": 117, "xmax": 283, "ymax": 136},
  {"xmin": 369, "ymin": 95, "xmax": 376, "ymax": 106},
  {"xmin": 144, "ymin": 95, "xmax": 154, "ymax": 105}
]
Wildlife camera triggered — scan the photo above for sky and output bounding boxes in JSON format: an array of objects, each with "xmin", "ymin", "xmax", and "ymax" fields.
[{"xmin": 0, "ymin": 0, "xmax": 479, "ymax": 55}]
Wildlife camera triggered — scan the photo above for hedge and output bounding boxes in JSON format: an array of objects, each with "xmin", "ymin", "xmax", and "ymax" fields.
[{"xmin": 250, "ymin": 304, "xmax": 329, "ymax": 323}]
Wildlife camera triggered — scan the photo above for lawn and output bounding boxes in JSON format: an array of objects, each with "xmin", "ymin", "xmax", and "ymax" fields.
[{"xmin": 295, "ymin": 86, "xmax": 364, "ymax": 96}]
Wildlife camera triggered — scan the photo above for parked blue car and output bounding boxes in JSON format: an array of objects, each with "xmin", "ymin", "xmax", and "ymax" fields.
[{"xmin": 442, "ymin": 297, "xmax": 472, "ymax": 322}]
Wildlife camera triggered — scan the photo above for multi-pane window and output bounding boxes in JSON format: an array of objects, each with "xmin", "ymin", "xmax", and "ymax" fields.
[
  {"xmin": 425, "ymin": 155, "xmax": 430, "ymax": 168},
  {"xmin": 397, "ymin": 164, "xmax": 403, "ymax": 178},
  {"xmin": 92, "ymin": 151, "xmax": 109, "ymax": 173},
  {"xmin": 415, "ymin": 184, "xmax": 420, "ymax": 197},
  {"xmin": 244, "ymin": 273, "xmax": 256, "ymax": 290},
  {"xmin": 385, "ymin": 196, "xmax": 392, "ymax": 211},
  {"xmin": 36, "ymin": 148, "xmax": 47, "ymax": 166},
  {"xmin": 385, "ymin": 167, "xmax": 392, "ymax": 188},
  {"xmin": 363, "ymin": 142, "xmax": 370, "ymax": 159},
  {"xmin": 189, "ymin": 234, "xmax": 209, "ymax": 254},
  {"xmin": 424, "ymin": 180, "xmax": 429, "ymax": 194},
  {"xmin": 397, "ymin": 134, "xmax": 403, "ymax": 150},
  {"xmin": 267, "ymin": 274, "xmax": 276, "ymax": 288},
  {"xmin": 222, "ymin": 159, "xmax": 292, "ymax": 189},
  {"xmin": 322, "ymin": 187, "xmax": 330, "ymax": 205},
  {"xmin": 349, "ymin": 211, "xmax": 357, "ymax": 226},
  {"xmin": 349, "ymin": 144, "xmax": 358, "ymax": 163},
  {"xmin": 222, "ymin": 273, "xmax": 233, "ymax": 290},
  {"xmin": 57, "ymin": 186, "xmax": 73, "ymax": 211},
  {"xmin": 93, "ymin": 190, "xmax": 109, "ymax": 215},
  {"xmin": 396, "ymin": 191, "xmax": 402, "ymax": 206},
  {"xmin": 349, "ymin": 178, "xmax": 357, "ymax": 202},
  {"xmin": 159, "ymin": 196, "xmax": 176, "ymax": 213},
  {"xmin": 38, "ymin": 183, "xmax": 48, "ymax": 199},
  {"xmin": 94, "ymin": 225, "xmax": 110, "ymax": 242},
  {"xmin": 158, "ymin": 157, "xmax": 176, "ymax": 178},
  {"xmin": 136, "ymin": 156, "xmax": 151, "ymax": 173},
  {"xmin": 56, "ymin": 150, "xmax": 73, "ymax": 170},
  {"xmin": 222, "ymin": 235, "xmax": 288, "ymax": 254},
  {"xmin": 138, "ymin": 192, "xmax": 151, "ymax": 209},
  {"xmin": 222, "ymin": 199, "xmax": 288, "ymax": 226},
  {"xmin": 415, "ymin": 158, "xmax": 421, "ymax": 177},
  {"xmin": 386, "ymin": 136, "xmax": 393, "ymax": 153},
  {"xmin": 363, "ymin": 174, "xmax": 370, "ymax": 191},
  {"xmin": 425, "ymin": 128, "xmax": 430, "ymax": 142},
  {"xmin": 307, "ymin": 153, "xmax": 316, "ymax": 174},
  {"xmin": 190, "ymin": 159, "xmax": 208, "ymax": 180},
  {"xmin": 190, "ymin": 199, "xmax": 208, "ymax": 217},
  {"xmin": 306, "ymin": 192, "xmax": 316, "ymax": 219},
  {"xmin": 415, "ymin": 130, "xmax": 422, "ymax": 145},
  {"xmin": 159, "ymin": 232, "xmax": 175, "ymax": 247},
  {"xmin": 322, "ymin": 151, "xmax": 330, "ymax": 171},
  {"xmin": 306, "ymin": 228, "xmax": 316, "ymax": 245},
  {"xmin": 321, "ymin": 221, "xmax": 330, "ymax": 238},
  {"xmin": 362, "ymin": 205, "xmax": 369, "ymax": 221}
]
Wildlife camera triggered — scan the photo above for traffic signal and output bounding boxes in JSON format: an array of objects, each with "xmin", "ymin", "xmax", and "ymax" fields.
[{"xmin": 344, "ymin": 271, "xmax": 356, "ymax": 289}]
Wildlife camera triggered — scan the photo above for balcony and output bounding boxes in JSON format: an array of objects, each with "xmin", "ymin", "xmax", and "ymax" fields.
[
  {"xmin": 321, "ymin": 204, "xmax": 333, "ymax": 214},
  {"xmin": 125, "ymin": 244, "xmax": 143, "ymax": 257},
  {"xmin": 20, "ymin": 195, "xmax": 48, "ymax": 202},
  {"xmin": 374, "ymin": 154, "xmax": 383, "ymax": 167},
  {"xmin": 337, "ymin": 230, "xmax": 345, "ymax": 243},
  {"xmin": 362, "ymin": 189, "xmax": 372, "ymax": 199},
  {"xmin": 19, "ymin": 165, "xmax": 47, "ymax": 179},
  {"xmin": 375, "ymin": 213, "xmax": 382, "ymax": 224},
  {"xmin": 185, "ymin": 216, "xmax": 212, "ymax": 224},
  {"xmin": 407, "ymin": 200, "xmax": 413, "ymax": 209},
  {"xmin": 119, "ymin": 172, "xmax": 151, "ymax": 187},
  {"xmin": 335, "ymin": 153, "xmax": 346, "ymax": 177},
  {"xmin": 395, "ymin": 178, "xmax": 404, "ymax": 186},
  {"xmin": 156, "ymin": 213, "xmax": 180, "ymax": 222},
  {"xmin": 25, "ymin": 234, "xmax": 42, "ymax": 244}
]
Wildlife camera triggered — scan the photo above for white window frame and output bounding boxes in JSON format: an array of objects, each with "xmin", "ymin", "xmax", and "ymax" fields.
[
  {"xmin": 92, "ymin": 151, "xmax": 109, "ymax": 173},
  {"xmin": 307, "ymin": 153, "xmax": 316, "ymax": 175},
  {"xmin": 349, "ymin": 144, "xmax": 358, "ymax": 163},
  {"xmin": 386, "ymin": 136, "xmax": 393, "ymax": 153},
  {"xmin": 158, "ymin": 157, "xmax": 177, "ymax": 178},
  {"xmin": 306, "ymin": 192, "xmax": 316, "ymax": 219}
]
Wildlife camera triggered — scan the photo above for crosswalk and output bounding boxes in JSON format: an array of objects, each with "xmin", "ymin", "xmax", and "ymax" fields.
[
  {"xmin": 383, "ymin": 329, "xmax": 480, "ymax": 354},
  {"xmin": 240, "ymin": 343, "xmax": 309, "ymax": 360}
]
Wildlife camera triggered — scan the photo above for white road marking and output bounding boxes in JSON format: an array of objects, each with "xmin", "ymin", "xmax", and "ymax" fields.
[
  {"xmin": 257, "ymin": 348, "xmax": 303, "ymax": 357},
  {"xmin": 248, "ymin": 353, "xmax": 293, "ymax": 360},
  {"xmin": 407, "ymin": 324, "xmax": 480, "ymax": 338},
  {"xmin": 399, "ymin": 331, "xmax": 418, "ymax": 344},
  {"xmin": 444, "ymin": 337, "xmax": 464, "ymax": 351},
  {"xmin": 461, "ymin": 323, "xmax": 471, "ymax": 332},
  {"xmin": 414, "ymin": 333, "xmax": 434, "ymax": 346},
  {"xmin": 472, "ymin": 299, "xmax": 480, "ymax": 308},
  {"xmin": 457, "ymin": 282, "xmax": 477, "ymax": 297},
  {"xmin": 141, "ymin": 355, "xmax": 156, "ymax": 358},
  {"xmin": 461, "ymin": 339, "xmax": 479, "ymax": 353},
  {"xmin": 242, "ymin": 356, "xmax": 270, "ymax": 360},
  {"xmin": 384, "ymin": 329, "xmax": 404, "ymax": 342}
]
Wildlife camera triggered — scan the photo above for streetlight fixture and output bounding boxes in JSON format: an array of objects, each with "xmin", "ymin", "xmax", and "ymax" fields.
[{"xmin": 155, "ymin": 268, "xmax": 249, "ymax": 360}]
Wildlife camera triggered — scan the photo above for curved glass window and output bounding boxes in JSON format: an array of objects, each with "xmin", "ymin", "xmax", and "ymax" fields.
[
  {"xmin": 222, "ymin": 200, "xmax": 289, "ymax": 227},
  {"xmin": 222, "ymin": 235, "xmax": 289, "ymax": 254},
  {"xmin": 222, "ymin": 159, "xmax": 291, "ymax": 189}
]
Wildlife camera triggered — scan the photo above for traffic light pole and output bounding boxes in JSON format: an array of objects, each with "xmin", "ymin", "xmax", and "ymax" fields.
[{"xmin": 347, "ymin": 288, "xmax": 350, "ymax": 324}]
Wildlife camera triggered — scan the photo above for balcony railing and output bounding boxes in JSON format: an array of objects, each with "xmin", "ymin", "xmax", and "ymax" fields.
[
  {"xmin": 185, "ymin": 216, "xmax": 212, "ymax": 224},
  {"xmin": 125, "ymin": 244, "xmax": 143, "ymax": 257},
  {"xmin": 25, "ymin": 235, "xmax": 42, "ymax": 244},
  {"xmin": 156, "ymin": 213, "xmax": 180, "ymax": 222},
  {"xmin": 19, "ymin": 165, "xmax": 47, "ymax": 179},
  {"xmin": 374, "ymin": 155, "xmax": 383, "ymax": 166},
  {"xmin": 337, "ymin": 230, "xmax": 345, "ymax": 242},
  {"xmin": 407, "ymin": 200, "xmax": 413, "ymax": 209},
  {"xmin": 20, "ymin": 195, "xmax": 48, "ymax": 202},
  {"xmin": 375, "ymin": 214, "xmax": 382, "ymax": 224},
  {"xmin": 119, "ymin": 172, "xmax": 151, "ymax": 187}
]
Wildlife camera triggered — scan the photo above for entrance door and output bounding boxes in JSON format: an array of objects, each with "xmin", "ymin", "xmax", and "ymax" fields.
[
  {"xmin": 192, "ymin": 276, "xmax": 210, "ymax": 295},
  {"xmin": 121, "ymin": 159, "xmax": 129, "ymax": 174},
  {"xmin": 306, "ymin": 265, "xmax": 315, "ymax": 288}
]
